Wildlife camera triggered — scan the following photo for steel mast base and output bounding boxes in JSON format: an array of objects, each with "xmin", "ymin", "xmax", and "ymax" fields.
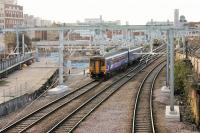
[
  {"xmin": 48, "ymin": 85, "xmax": 70, "ymax": 95},
  {"xmin": 165, "ymin": 105, "xmax": 180, "ymax": 122}
]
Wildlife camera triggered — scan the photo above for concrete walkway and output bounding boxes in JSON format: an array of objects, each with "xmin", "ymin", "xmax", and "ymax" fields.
[{"xmin": 0, "ymin": 58, "xmax": 58, "ymax": 104}]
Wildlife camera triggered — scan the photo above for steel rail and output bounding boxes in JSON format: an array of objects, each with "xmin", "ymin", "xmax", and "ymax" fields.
[
  {"xmin": 1, "ymin": 45, "xmax": 166, "ymax": 133},
  {"xmin": 1, "ymin": 60, "xmax": 145, "ymax": 133},
  {"xmin": 132, "ymin": 60, "xmax": 166, "ymax": 133},
  {"xmin": 1, "ymin": 57, "xmax": 145, "ymax": 133},
  {"xmin": 0, "ymin": 80, "xmax": 98, "ymax": 133},
  {"xmin": 150, "ymin": 64, "xmax": 166, "ymax": 133},
  {"xmin": 47, "ymin": 56, "xmax": 165, "ymax": 133}
]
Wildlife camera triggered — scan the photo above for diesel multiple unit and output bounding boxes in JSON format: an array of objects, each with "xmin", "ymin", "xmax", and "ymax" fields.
[{"xmin": 89, "ymin": 47, "xmax": 143, "ymax": 79}]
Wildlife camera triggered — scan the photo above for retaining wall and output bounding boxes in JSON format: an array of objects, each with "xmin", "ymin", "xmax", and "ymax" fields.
[
  {"xmin": 176, "ymin": 52, "xmax": 200, "ymax": 127},
  {"xmin": 0, "ymin": 69, "xmax": 58, "ymax": 116}
]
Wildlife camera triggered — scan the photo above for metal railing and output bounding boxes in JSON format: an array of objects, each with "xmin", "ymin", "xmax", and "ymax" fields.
[{"xmin": 0, "ymin": 52, "xmax": 34, "ymax": 74}]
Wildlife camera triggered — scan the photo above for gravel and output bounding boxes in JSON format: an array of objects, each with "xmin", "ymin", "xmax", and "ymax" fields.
[
  {"xmin": 0, "ymin": 71, "xmax": 92, "ymax": 129},
  {"xmin": 73, "ymin": 62, "xmax": 159, "ymax": 133},
  {"xmin": 153, "ymin": 69, "xmax": 199, "ymax": 133}
]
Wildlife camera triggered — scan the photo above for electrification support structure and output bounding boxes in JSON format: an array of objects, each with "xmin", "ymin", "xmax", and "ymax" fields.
[
  {"xmin": 48, "ymin": 29, "xmax": 69, "ymax": 95},
  {"xmin": 182, "ymin": 36, "xmax": 186, "ymax": 55},
  {"xmin": 59, "ymin": 29, "xmax": 64, "ymax": 85},
  {"xmin": 22, "ymin": 34, "xmax": 25, "ymax": 55},
  {"xmin": 166, "ymin": 31, "xmax": 170, "ymax": 87},
  {"xmin": 16, "ymin": 27, "xmax": 19, "ymax": 54},
  {"xmin": 35, "ymin": 47, "xmax": 39, "ymax": 62},
  {"xmin": 165, "ymin": 29, "xmax": 180, "ymax": 121},
  {"xmin": 169, "ymin": 29, "xmax": 175, "ymax": 111}
]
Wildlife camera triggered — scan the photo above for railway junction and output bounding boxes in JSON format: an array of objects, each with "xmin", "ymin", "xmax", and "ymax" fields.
[{"xmin": 0, "ymin": 24, "xmax": 199, "ymax": 133}]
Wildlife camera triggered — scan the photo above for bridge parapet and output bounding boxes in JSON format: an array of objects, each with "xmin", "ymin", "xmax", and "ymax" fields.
[{"xmin": 0, "ymin": 52, "xmax": 35, "ymax": 75}]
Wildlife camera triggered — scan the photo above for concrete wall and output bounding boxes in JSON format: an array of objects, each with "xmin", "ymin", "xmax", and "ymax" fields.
[{"xmin": 0, "ymin": 69, "xmax": 58, "ymax": 116}]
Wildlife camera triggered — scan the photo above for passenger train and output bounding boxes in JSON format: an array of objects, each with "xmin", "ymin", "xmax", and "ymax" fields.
[{"xmin": 89, "ymin": 47, "xmax": 143, "ymax": 79}]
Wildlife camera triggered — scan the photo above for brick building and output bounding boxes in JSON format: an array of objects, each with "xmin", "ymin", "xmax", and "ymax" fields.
[{"xmin": 0, "ymin": 0, "xmax": 23, "ymax": 29}]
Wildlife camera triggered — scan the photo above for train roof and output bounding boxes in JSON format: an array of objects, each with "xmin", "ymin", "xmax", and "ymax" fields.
[
  {"xmin": 104, "ymin": 48, "xmax": 128, "ymax": 58},
  {"xmin": 90, "ymin": 46, "xmax": 143, "ymax": 60}
]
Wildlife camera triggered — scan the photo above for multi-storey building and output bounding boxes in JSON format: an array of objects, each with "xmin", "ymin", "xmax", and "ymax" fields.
[
  {"xmin": 0, "ymin": 0, "xmax": 23, "ymax": 29},
  {"xmin": 0, "ymin": 0, "xmax": 17, "ymax": 5},
  {"xmin": 23, "ymin": 14, "xmax": 53, "ymax": 39},
  {"xmin": 24, "ymin": 14, "xmax": 35, "ymax": 27}
]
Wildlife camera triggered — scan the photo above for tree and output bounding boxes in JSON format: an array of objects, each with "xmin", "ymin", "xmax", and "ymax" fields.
[
  {"xmin": 4, "ymin": 32, "xmax": 32, "ymax": 53},
  {"xmin": 4, "ymin": 32, "xmax": 16, "ymax": 52},
  {"xmin": 19, "ymin": 33, "xmax": 32, "ymax": 50},
  {"xmin": 174, "ymin": 59, "xmax": 193, "ymax": 95},
  {"xmin": 174, "ymin": 59, "xmax": 196, "ymax": 124}
]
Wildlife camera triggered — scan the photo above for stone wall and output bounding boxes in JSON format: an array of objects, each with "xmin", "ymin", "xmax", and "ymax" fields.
[
  {"xmin": 176, "ymin": 52, "xmax": 200, "ymax": 127},
  {"xmin": 189, "ymin": 89, "xmax": 200, "ymax": 126}
]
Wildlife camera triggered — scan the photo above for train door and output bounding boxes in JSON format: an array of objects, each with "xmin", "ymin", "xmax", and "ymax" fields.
[{"xmin": 95, "ymin": 60, "xmax": 100, "ymax": 74}]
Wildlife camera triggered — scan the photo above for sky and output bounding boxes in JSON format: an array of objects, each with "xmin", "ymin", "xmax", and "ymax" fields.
[{"xmin": 18, "ymin": 0, "xmax": 200, "ymax": 25}]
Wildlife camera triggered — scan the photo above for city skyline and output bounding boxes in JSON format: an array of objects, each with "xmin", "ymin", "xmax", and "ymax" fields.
[{"xmin": 18, "ymin": 0, "xmax": 200, "ymax": 24}]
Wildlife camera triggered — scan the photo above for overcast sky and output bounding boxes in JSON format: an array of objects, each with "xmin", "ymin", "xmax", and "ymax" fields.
[{"xmin": 18, "ymin": 0, "xmax": 200, "ymax": 25}]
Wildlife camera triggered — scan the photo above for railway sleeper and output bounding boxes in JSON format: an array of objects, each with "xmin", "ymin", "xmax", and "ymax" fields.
[{"xmin": 135, "ymin": 125, "xmax": 151, "ymax": 128}]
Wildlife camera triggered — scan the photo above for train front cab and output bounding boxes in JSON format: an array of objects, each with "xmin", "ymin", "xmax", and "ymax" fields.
[{"xmin": 89, "ymin": 57, "xmax": 106, "ymax": 80}]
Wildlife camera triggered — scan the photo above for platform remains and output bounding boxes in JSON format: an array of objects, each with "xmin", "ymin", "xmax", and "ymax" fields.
[{"xmin": 0, "ymin": 58, "xmax": 58, "ymax": 104}]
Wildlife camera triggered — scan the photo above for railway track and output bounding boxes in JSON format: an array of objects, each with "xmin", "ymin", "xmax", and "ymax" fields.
[
  {"xmin": 0, "ymin": 80, "xmax": 101, "ymax": 133},
  {"xmin": 0, "ymin": 46, "xmax": 166, "ymax": 133},
  {"xmin": 0, "ymin": 60, "xmax": 145, "ymax": 133},
  {"xmin": 132, "ymin": 60, "xmax": 166, "ymax": 133},
  {"xmin": 0, "ymin": 61, "xmax": 147, "ymax": 133},
  {"xmin": 47, "ymin": 59, "xmax": 166, "ymax": 133}
]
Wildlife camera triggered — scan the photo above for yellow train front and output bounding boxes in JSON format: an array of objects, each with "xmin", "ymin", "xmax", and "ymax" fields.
[{"xmin": 89, "ymin": 56, "xmax": 106, "ymax": 79}]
